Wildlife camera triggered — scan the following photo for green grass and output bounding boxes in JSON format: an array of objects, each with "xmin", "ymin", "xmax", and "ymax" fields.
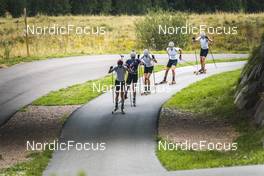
[
  {"xmin": 158, "ymin": 69, "xmax": 264, "ymax": 170},
  {"xmin": 32, "ymin": 75, "xmax": 112, "ymax": 106},
  {"xmin": 177, "ymin": 57, "xmax": 247, "ymax": 69},
  {"xmin": 32, "ymin": 65, "xmax": 165, "ymax": 106},
  {"xmin": 0, "ymin": 53, "xmax": 90, "ymax": 66},
  {"xmin": 32, "ymin": 58, "xmax": 247, "ymax": 106},
  {"xmin": 0, "ymin": 51, "xmax": 248, "ymax": 67},
  {"xmin": 0, "ymin": 149, "xmax": 53, "ymax": 176},
  {"xmin": 0, "ymin": 60, "xmax": 250, "ymax": 176},
  {"xmin": 164, "ymin": 70, "xmax": 241, "ymax": 118},
  {"xmin": 1, "ymin": 13, "xmax": 263, "ymax": 66}
]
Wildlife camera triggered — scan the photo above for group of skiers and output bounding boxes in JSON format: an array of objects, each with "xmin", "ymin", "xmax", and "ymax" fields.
[{"xmin": 108, "ymin": 32, "xmax": 213, "ymax": 114}]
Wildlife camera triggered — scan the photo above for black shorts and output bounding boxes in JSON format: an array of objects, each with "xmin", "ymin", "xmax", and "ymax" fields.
[
  {"xmin": 144, "ymin": 66, "xmax": 153, "ymax": 74},
  {"xmin": 166, "ymin": 59, "xmax": 178, "ymax": 68},
  {"xmin": 200, "ymin": 49, "xmax": 209, "ymax": 57},
  {"xmin": 126, "ymin": 73, "xmax": 138, "ymax": 85},
  {"xmin": 115, "ymin": 80, "xmax": 125, "ymax": 91}
]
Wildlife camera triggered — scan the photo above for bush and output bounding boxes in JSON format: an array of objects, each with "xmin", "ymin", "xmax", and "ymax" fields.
[
  {"xmin": 135, "ymin": 10, "xmax": 189, "ymax": 50},
  {"xmin": 235, "ymin": 33, "xmax": 264, "ymax": 109}
]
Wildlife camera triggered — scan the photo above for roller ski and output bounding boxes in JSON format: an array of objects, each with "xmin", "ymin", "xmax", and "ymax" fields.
[
  {"xmin": 132, "ymin": 97, "xmax": 136, "ymax": 107},
  {"xmin": 194, "ymin": 69, "xmax": 207, "ymax": 75},
  {"xmin": 141, "ymin": 86, "xmax": 151, "ymax": 95},
  {"xmin": 155, "ymin": 80, "xmax": 167, "ymax": 85},
  {"xmin": 112, "ymin": 106, "xmax": 118, "ymax": 114},
  {"xmin": 141, "ymin": 91, "xmax": 150, "ymax": 96},
  {"xmin": 169, "ymin": 80, "xmax": 176, "ymax": 85},
  {"xmin": 111, "ymin": 109, "xmax": 126, "ymax": 115},
  {"xmin": 112, "ymin": 103, "xmax": 125, "ymax": 114}
]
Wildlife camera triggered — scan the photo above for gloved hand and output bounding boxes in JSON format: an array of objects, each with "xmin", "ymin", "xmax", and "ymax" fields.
[{"xmin": 110, "ymin": 66, "xmax": 113, "ymax": 70}]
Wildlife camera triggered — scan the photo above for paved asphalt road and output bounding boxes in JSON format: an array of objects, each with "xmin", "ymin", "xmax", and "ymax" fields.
[
  {"xmin": 43, "ymin": 61, "xmax": 263, "ymax": 176},
  {"xmin": 0, "ymin": 54, "xmax": 247, "ymax": 126}
]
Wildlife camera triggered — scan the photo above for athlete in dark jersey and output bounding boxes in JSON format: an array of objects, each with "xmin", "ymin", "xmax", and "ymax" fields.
[{"xmin": 125, "ymin": 51, "xmax": 141, "ymax": 106}]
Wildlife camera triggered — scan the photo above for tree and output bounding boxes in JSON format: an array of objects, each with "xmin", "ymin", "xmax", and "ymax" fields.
[
  {"xmin": 0, "ymin": 0, "xmax": 264, "ymax": 17},
  {"xmin": 0, "ymin": 0, "xmax": 7, "ymax": 16},
  {"xmin": 70, "ymin": 0, "xmax": 98, "ymax": 14},
  {"xmin": 42, "ymin": 0, "xmax": 71, "ymax": 15},
  {"xmin": 246, "ymin": 0, "xmax": 264, "ymax": 12},
  {"xmin": 152, "ymin": 0, "xmax": 168, "ymax": 10},
  {"xmin": 6, "ymin": 0, "xmax": 27, "ymax": 17},
  {"xmin": 97, "ymin": 0, "xmax": 111, "ymax": 14}
]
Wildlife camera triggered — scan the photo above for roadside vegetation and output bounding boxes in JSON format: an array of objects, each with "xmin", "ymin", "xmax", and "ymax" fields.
[
  {"xmin": 32, "ymin": 58, "xmax": 246, "ymax": 106},
  {"xmin": 32, "ymin": 65, "xmax": 165, "ymax": 106},
  {"xmin": 157, "ymin": 70, "xmax": 264, "ymax": 170},
  {"xmin": 0, "ymin": 12, "xmax": 263, "ymax": 66},
  {"xmin": 0, "ymin": 59, "xmax": 248, "ymax": 175},
  {"xmin": 0, "ymin": 149, "xmax": 52, "ymax": 176}
]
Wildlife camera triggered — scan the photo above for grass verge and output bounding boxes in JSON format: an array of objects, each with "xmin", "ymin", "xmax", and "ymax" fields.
[
  {"xmin": 1, "ymin": 13, "xmax": 263, "ymax": 66},
  {"xmin": 157, "ymin": 69, "xmax": 264, "ymax": 170},
  {"xmin": 32, "ymin": 65, "xmax": 167, "ymax": 106},
  {"xmin": 33, "ymin": 58, "xmax": 247, "ymax": 106},
  {"xmin": 1, "ymin": 59, "xmax": 248, "ymax": 176},
  {"xmin": 0, "ymin": 149, "xmax": 53, "ymax": 176}
]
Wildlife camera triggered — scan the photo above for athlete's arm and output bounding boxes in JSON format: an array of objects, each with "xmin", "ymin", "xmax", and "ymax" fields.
[
  {"xmin": 166, "ymin": 47, "xmax": 170, "ymax": 55},
  {"xmin": 125, "ymin": 60, "xmax": 129, "ymax": 67},
  {"xmin": 179, "ymin": 48, "xmax": 182, "ymax": 60},
  {"xmin": 207, "ymin": 36, "xmax": 213, "ymax": 43},
  {"xmin": 193, "ymin": 36, "xmax": 200, "ymax": 42},
  {"xmin": 152, "ymin": 54, "xmax": 157, "ymax": 63},
  {"xmin": 123, "ymin": 65, "xmax": 129, "ymax": 72},
  {"xmin": 108, "ymin": 66, "xmax": 114, "ymax": 73},
  {"xmin": 139, "ymin": 56, "xmax": 146, "ymax": 65}
]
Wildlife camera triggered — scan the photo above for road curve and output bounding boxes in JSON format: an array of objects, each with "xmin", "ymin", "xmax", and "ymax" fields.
[
  {"xmin": 43, "ymin": 61, "xmax": 263, "ymax": 176},
  {"xmin": 0, "ymin": 54, "xmax": 247, "ymax": 126}
]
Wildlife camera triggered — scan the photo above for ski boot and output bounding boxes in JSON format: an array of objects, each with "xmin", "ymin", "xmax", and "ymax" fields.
[
  {"xmin": 157, "ymin": 80, "xmax": 167, "ymax": 85},
  {"xmin": 170, "ymin": 80, "xmax": 176, "ymax": 85},
  {"xmin": 121, "ymin": 102, "xmax": 125, "ymax": 114},
  {"xmin": 112, "ymin": 103, "xmax": 118, "ymax": 114},
  {"xmin": 133, "ymin": 97, "xmax": 136, "ymax": 107}
]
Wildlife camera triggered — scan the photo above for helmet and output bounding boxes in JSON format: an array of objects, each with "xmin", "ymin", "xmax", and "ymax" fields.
[
  {"xmin": 143, "ymin": 49, "xmax": 149, "ymax": 56},
  {"xmin": 130, "ymin": 51, "xmax": 136, "ymax": 58},
  {"xmin": 117, "ymin": 59, "xmax": 123, "ymax": 66},
  {"xmin": 168, "ymin": 41, "xmax": 174, "ymax": 47},
  {"xmin": 200, "ymin": 31, "xmax": 206, "ymax": 37}
]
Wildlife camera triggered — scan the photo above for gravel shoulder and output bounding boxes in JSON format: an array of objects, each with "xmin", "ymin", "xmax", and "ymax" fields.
[
  {"xmin": 158, "ymin": 108, "xmax": 239, "ymax": 150},
  {"xmin": 0, "ymin": 105, "xmax": 80, "ymax": 169}
]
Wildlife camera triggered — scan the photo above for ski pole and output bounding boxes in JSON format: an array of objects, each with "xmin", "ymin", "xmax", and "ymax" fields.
[
  {"xmin": 152, "ymin": 64, "xmax": 157, "ymax": 94},
  {"xmin": 140, "ymin": 65, "xmax": 144, "ymax": 95},
  {"xmin": 194, "ymin": 49, "xmax": 199, "ymax": 72},
  {"xmin": 192, "ymin": 36, "xmax": 200, "ymax": 73},
  {"xmin": 152, "ymin": 55, "xmax": 157, "ymax": 93},
  {"xmin": 209, "ymin": 46, "xmax": 217, "ymax": 68},
  {"xmin": 138, "ymin": 66, "xmax": 141, "ymax": 95},
  {"xmin": 181, "ymin": 59, "xmax": 197, "ymax": 68},
  {"xmin": 129, "ymin": 84, "xmax": 132, "ymax": 107},
  {"xmin": 111, "ymin": 71, "xmax": 115, "ymax": 105}
]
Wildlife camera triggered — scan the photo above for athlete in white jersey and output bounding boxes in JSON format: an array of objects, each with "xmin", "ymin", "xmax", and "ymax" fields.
[
  {"xmin": 160, "ymin": 41, "xmax": 182, "ymax": 85},
  {"xmin": 193, "ymin": 31, "xmax": 213, "ymax": 73},
  {"xmin": 139, "ymin": 49, "xmax": 157, "ymax": 94}
]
